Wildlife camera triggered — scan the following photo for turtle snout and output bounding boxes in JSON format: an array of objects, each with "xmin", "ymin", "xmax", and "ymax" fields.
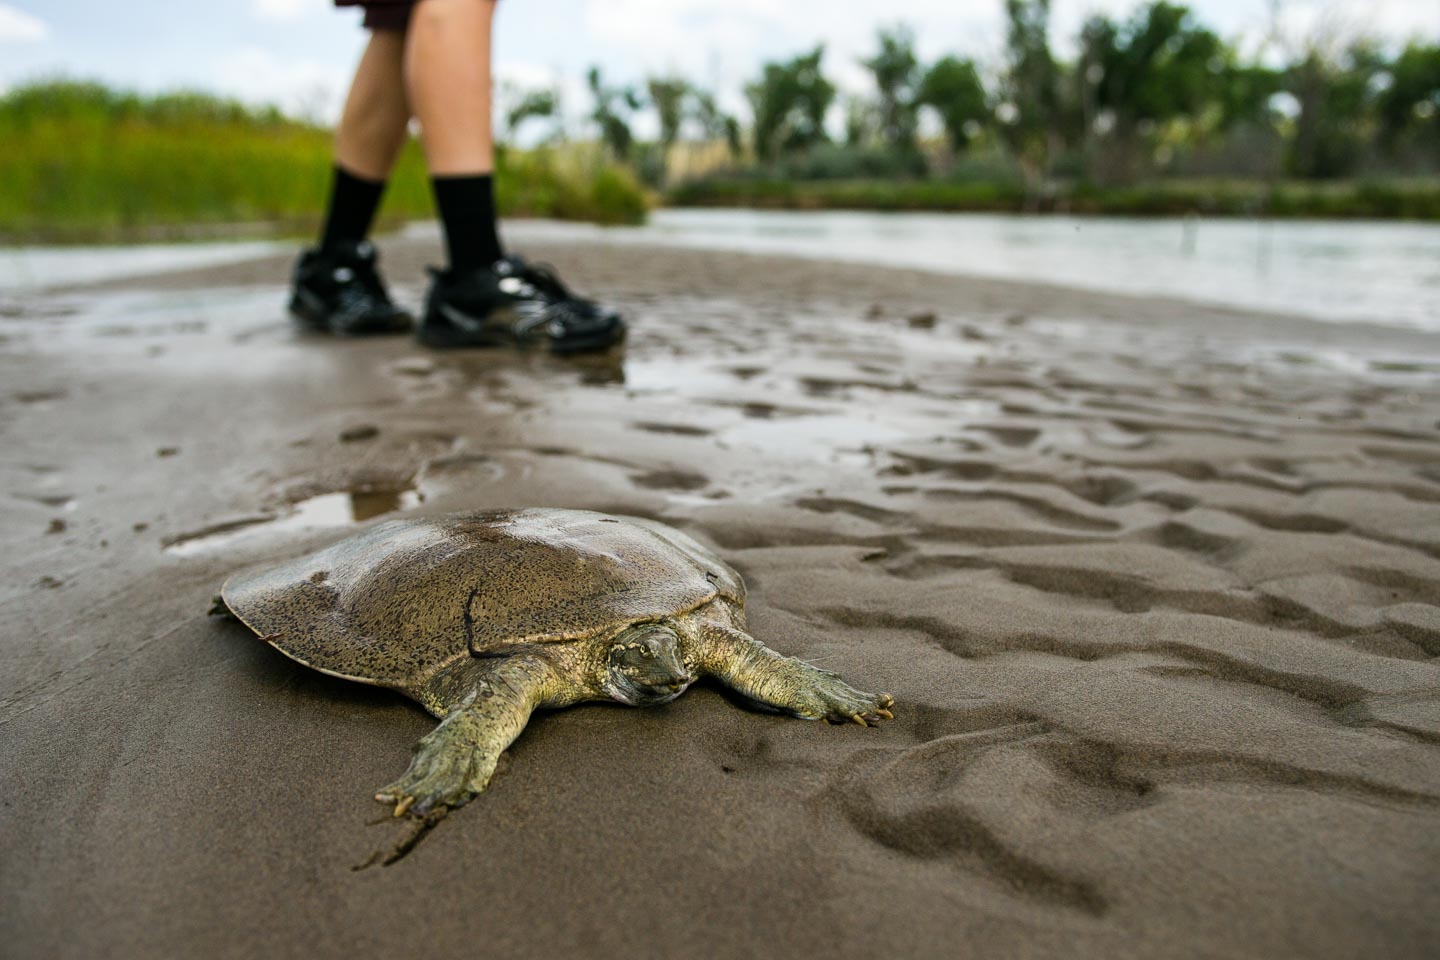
[
  {"xmin": 606, "ymin": 625, "xmax": 694, "ymax": 705},
  {"xmin": 656, "ymin": 673, "xmax": 692, "ymax": 696},
  {"xmin": 632, "ymin": 666, "xmax": 691, "ymax": 695},
  {"xmin": 649, "ymin": 675, "xmax": 692, "ymax": 705}
]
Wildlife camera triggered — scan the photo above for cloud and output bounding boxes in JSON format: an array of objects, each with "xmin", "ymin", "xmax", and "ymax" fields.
[
  {"xmin": 496, "ymin": 61, "xmax": 559, "ymax": 91},
  {"xmin": 252, "ymin": 0, "xmax": 329, "ymax": 23},
  {"xmin": 0, "ymin": 3, "xmax": 47, "ymax": 42},
  {"xmin": 1269, "ymin": 0, "xmax": 1440, "ymax": 51},
  {"xmin": 214, "ymin": 46, "xmax": 349, "ymax": 122}
]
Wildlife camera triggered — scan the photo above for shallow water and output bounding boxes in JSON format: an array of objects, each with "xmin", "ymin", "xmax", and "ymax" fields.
[
  {"xmin": 504, "ymin": 209, "xmax": 1440, "ymax": 332},
  {"xmin": 0, "ymin": 239, "xmax": 284, "ymax": 293},
  {"xmin": 5, "ymin": 209, "xmax": 1437, "ymax": 332},
  {"xmin": 163, "ymin": 487, "xmax": 423, "ymax": 557}
]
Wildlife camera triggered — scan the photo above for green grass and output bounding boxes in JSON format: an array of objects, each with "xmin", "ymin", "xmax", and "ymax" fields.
[
  {"xmin": 1067, "ymin": 179, "xmax": 1440, "ymax": 219},
  {"xmin": 668, "ymin": 175, "xmax": 1440, "ymax": 220},
  {"xmin": 667, "ymin": 177, "xmax": 1026, "ymax": 212},
  {"xmin": 0, "ymin": 80, "xmax": 649, "ymax": 243},
  {"xmin": 9, "ymin": 80, "xmax": 1431, "ymax": 240}
]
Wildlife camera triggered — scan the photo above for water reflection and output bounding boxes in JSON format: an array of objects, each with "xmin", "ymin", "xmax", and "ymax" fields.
[{"xmin": 165, "ymin": 486, "xmax": 422, "ymax": 557}]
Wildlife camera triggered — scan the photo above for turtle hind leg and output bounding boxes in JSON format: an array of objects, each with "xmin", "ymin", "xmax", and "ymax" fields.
[
  {"xmin": 208, "ymin": 595, "xmax": 239, "ymax": 620},
  {"xmin": 693, "ymin": 619, "xmax": 894, "ymax": 727}
]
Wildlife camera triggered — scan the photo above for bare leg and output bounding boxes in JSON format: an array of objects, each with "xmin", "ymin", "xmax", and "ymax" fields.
[
  {"xmin": 335, "ymin": 30, "xmax": 412, "ymax": 180},
  {"xmin": 376, "ymin": 653, "xmax": 574, "ymax": 816},
  {"xmin": 404, "ymin": 0, "xmax": 498, "ymax": 175},
  {"xmin": 686, "ymin": 605, "xmax": 894, "ymax": 726}
]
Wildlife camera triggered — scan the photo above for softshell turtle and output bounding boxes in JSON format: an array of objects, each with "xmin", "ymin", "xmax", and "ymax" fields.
[{"xmin": 219, "ymin": 508, "xmax": 893, "ymax": 816}]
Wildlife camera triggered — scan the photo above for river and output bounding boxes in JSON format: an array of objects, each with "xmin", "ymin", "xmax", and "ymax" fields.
[{"xmin": 4, "ymin": 209, "xmax": 1437, "ymax": 332}]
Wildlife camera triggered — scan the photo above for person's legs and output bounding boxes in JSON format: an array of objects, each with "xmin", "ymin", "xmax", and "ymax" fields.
[
  {"xmin": 320, "ymin": 29, "xmax": 410, "ymax": 252},
  {"xmin": 336, "ymin": 29, "xmax": 411, "ymax": 181},
  {"xmin": 289, "ymin": 27, "xmax": 412, "ymax": 336},
  {"xmin": 404, "ymin": 0, "xmax": 496, "ymax": 176},
  {"xmin": 405, "ymin": 0, "xmax": 504, "ymax": 272},
  {"xmin": 404, "ymin": 0, "xmax": 624, "ymax": 352}
]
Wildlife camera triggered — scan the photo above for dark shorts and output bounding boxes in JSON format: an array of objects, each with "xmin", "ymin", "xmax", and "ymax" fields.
[
  {"xmin": 336, "ymin": 0, "xmax": 499, "ymax": 31},
  {"xmin": 335, "ymin": 1, "xmax": 416, "ymax": 32}
]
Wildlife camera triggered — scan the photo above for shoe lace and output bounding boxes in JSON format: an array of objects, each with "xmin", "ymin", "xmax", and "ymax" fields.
[
  {"xmin": 512, "ymin": 259, "xmax": 574, "ymax": 302},
  {"xmin": 514, "ymin": 297, "xmax": 587, "ymax": 336}
]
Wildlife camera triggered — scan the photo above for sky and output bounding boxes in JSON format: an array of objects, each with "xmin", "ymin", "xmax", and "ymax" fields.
[{"xmin": 1, "ymin": 0, "xmax": 1437, "ymax": 132}]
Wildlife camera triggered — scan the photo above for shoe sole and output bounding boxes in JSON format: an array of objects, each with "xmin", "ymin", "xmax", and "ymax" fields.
[
  {"xmin": 289, "ymin": 294, "xmax": 412, "ymax": 337},
  {"xmin": 288, "ymin": 292, "xmax": 329, "ymax": 332},
  {"xmin": 417, "ymin": 313, "xmax": 626, "ymax": 354}
]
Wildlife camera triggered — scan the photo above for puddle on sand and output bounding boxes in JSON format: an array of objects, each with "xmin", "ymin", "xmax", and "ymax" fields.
[
  {"xmin": 718, "ymin": 413, "xmax": 912, "ymax": 464},
  {"xmin": 165, "ymin": 486, "xmax": 422, "ymax": 557},
  {"xmin": 621, "ymin": 358, "xmax": 740, "ymax": 396}
]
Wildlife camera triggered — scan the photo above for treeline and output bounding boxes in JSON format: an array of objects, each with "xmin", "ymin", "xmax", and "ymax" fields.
[{"xmin": 520, "ymin": 0, "xmax": 1439, "ymax": 211}]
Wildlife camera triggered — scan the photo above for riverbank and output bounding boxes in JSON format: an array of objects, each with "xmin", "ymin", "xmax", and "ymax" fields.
[
  {"xmin": 3, "ymin": 234, "xmax": 1438, "ymax": 958},
  {"xmin": 668, "ymin": 175, "xmax": 1440, "ymax": 221}
]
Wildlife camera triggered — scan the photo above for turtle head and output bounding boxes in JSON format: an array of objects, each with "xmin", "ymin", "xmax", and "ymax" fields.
[{"xmin": 603, "ymin": 623, "xmax": 693, "ymax": 706}]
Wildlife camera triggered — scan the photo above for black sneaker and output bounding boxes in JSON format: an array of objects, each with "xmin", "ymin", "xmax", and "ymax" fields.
[
  {"xmin": 288, "ymin": 240, "xmax": 412, "ymax": 336},
  {"xmin": 417, "ymin": 259, "xmax": 625, "ymax": 354}
]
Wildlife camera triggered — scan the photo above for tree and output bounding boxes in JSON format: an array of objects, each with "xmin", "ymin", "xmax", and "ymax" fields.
[
  {"xmin": 502, "ymin": 88, "xmax": 559, "ymax": 143},
  {"xmin": 745, "ymin": 46, "xmax": 836, "ymax": 162},
  {"xmin": 861, "ymin": 25, "xmax": 922, "ymax": 152},
  {"xmin": 1290, "ymin": 47, "xmax": 1365, "ymax": 178},
  {"xmin": 646, "ymin": 76, "xmax": 689, "ymax": 149},
  {"xmin": 690, "ymin": 88, "xmax": 743, "ymax": 158},
  {"xmin": 1213, "ymin": 59, "xmax": 1284, "ymax": 131},
  {"xmin": 1376, "ymin": 43, "xmax": 1440, "ymax": 158},
  {"xmin": 587, "ymin": 66, "xmax": 642, "ymax": 161},
  {"xmin": 998, "ymin": 0, "xmax": 1061, "ymax": 184},
  {"xmin": 1084, "ymin": 3, "xmax": 1224, "ymax": 129},
  {"xmin": 842, "ymin": 94, "xmax": 876, "ymax": 147},
  {"xmin": 1075, "ymin": 2, "xmax": 1226, "ymax": 178},
  {"xmin": 917, "ymin": 56, "xmax": 990, "ymax": 152}
]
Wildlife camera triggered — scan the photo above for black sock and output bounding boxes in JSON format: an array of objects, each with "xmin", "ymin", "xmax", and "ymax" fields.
[
  {"xmin": 319, "ymin": 164, "xmax": 386, "ymax": 253},
  {"xmin": 431, "ymin": 173, "xmax": 503, "ymax": 273}
]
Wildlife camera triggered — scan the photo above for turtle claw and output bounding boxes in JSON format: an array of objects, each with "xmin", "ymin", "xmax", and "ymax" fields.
[
  {"xmin": 375, "ymin": 763, "xmax": 488, "ymax": 819},
  {"xmin": 375, "ymin": 720, "xmax": 501, "ymax": 818},
  {"xmin": 788, "ymin": 670, "xmax": 895, "ymax": 728}
]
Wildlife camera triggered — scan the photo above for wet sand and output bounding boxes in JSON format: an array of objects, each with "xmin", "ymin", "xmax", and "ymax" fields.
[{"xmin": 3, "ymin": 232, "xmax": 1439, "ymax": 958}]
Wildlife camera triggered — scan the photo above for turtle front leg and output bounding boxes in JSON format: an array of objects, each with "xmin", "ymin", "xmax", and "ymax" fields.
[
  {"xmin": 694, "ymin": 619, "xmax": 894, "ymax": 727},
  {"xmin": 376, "ymin": 654, "xmax": 565, "ymax": 816}
]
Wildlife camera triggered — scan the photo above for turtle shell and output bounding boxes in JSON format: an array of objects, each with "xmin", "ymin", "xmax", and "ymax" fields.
[{"xmin": 221, "ymin": 509, "xmax": 744, "ymax": 692}]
